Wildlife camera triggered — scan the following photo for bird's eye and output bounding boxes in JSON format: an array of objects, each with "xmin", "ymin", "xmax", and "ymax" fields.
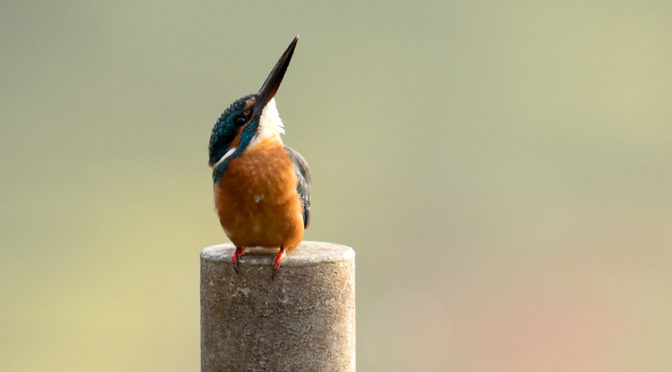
[{"xmin": 235, "ymin": 115, "xmax": 248, "ymax": 125}]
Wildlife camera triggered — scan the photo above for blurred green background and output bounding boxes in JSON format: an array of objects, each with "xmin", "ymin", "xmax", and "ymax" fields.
[{"xmin": 2, "ymin": 1, "xmax": 671, "ymax": 371}]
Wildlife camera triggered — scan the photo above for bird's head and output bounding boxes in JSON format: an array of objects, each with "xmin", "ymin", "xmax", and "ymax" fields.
[{"xmin": 208, "ymin": 36, "xmax": 298, "ymax": 172}]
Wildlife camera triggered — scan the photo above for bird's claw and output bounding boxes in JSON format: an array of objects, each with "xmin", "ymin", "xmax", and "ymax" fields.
[
  {"xmin": 232, "ymin": 246, "xmax": 245, "ymax": 274},
  {"xmin": 271, "ymin": 247, "xmax": 286, "ymax": 280}
]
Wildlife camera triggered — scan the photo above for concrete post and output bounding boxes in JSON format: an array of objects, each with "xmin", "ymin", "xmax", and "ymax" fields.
[{"xmin": 200, "ymin": 241, "xmax": 355, "ymax": 372}]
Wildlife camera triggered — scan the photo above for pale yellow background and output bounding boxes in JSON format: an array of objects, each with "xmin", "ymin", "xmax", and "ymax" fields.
[{"xmin": 2, "ymin": 1, "xmax": 671, "ymax": 371}]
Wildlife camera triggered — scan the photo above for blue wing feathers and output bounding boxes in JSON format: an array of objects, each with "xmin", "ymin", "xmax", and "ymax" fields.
[{"xmin": 285, "ymin": 146, "xmax": 311, "ymax": 229}]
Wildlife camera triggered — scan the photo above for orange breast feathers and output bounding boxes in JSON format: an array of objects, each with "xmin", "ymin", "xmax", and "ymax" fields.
[{"xmin": 214, "ymin": 138, "xmax": 304, "ymax": 251}]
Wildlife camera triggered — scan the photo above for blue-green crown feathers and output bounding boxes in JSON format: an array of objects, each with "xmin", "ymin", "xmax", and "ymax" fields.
[
  {"xmin": 208, "ymin": 94, "xmax": 255, "ymax": 167},
  {"xmin": 209, "ymin": 94, "xmax": 262, "ymax": 183}
]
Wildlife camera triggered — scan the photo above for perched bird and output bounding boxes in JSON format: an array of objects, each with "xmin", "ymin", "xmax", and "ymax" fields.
[{"xmin": 208, "ymin": 36, "xmax": 311, "ymax": 278}]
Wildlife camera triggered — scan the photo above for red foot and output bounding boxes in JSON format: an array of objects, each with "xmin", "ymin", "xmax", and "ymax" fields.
[
  {"xmin": 232, "ymin": 246, "xmax": 246, "ymax": 274},
  {"xmin": 272, "ymin": 247, "xmax": 286, "ymax": 280}
]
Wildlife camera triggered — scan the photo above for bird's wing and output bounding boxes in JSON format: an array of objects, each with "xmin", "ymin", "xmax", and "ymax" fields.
[{"xmin": 285, "ymin": 146, "xmax": 311, "ymax": 229}]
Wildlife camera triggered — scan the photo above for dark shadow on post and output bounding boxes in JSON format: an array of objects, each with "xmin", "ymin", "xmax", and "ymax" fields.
[{"xmin": 201, "ymin": 241, "xmax": 355, "ymax": 372}]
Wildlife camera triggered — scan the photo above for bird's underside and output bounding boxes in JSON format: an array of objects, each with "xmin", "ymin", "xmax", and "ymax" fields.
[{"xmin": 214, "ymin": 138, "xmax": 310, "ymax": 278}]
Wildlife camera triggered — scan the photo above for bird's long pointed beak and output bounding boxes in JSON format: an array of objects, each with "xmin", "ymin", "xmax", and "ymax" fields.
[{"xmin": 254, "ymin": 36, "xmax": 298, "ymax": 114}]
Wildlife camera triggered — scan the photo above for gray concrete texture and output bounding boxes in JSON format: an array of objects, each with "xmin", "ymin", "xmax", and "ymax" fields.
[{"xmin": 201, "ymin": 241, "xmax": 355, "ymax": 371}]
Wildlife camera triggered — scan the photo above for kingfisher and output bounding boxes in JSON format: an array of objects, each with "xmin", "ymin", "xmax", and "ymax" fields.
[{"xmin": 208, "ymin": 36, "xmax": 311, "ymax": 278}]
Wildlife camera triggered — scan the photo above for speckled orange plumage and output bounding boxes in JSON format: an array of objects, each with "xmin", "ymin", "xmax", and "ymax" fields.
[{"xmin": 214, "ymin": 138, "xmax": 304, "ymax": 254}]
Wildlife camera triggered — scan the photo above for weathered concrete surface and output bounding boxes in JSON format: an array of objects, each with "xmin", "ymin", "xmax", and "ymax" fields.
[{"xmin": 201, "ymin": 241, "xmax": 355, "ymax": 372}]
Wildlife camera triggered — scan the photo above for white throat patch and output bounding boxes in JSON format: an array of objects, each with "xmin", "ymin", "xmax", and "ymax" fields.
[{"xmin": 249, "ymin": 98, "xmax": 285, "ymax": 149}]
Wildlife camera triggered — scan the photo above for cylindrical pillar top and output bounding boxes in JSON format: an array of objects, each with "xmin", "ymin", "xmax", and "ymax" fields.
[
  {"xmin": 201, "ymin": 241, "xmax": 355, "ymax": 372},
  {"xmin": 201, "ymin": 241, "xmax": 354, "ymax": 267}
]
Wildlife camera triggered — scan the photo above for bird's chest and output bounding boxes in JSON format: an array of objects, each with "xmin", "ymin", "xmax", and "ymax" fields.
[
  {"xmin": 216, "ymin": 143, "xmax": 296, "ymax": 203},
  {"xmin": 214, "ymin": 141, "xmax": 298, "ymax": 229}
]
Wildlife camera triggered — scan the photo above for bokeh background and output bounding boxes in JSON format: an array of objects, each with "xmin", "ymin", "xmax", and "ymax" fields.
[{"xmin": 2, "ymin": 1, "xmax": 672, "ymax": 371}]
